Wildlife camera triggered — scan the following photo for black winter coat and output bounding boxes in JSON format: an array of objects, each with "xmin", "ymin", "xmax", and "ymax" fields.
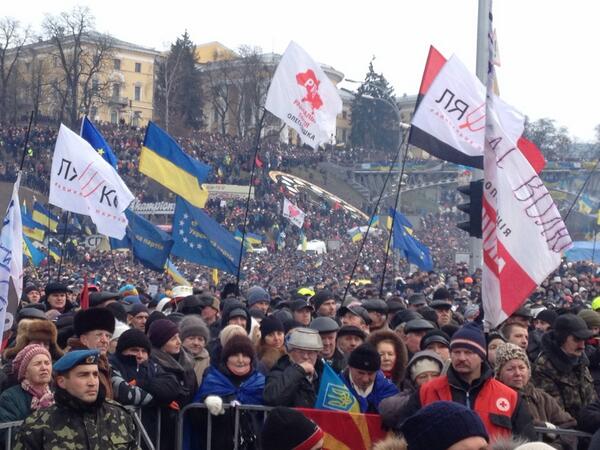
[{"xmin": 263, "ymin": 355, "xmax": 324, "ymax": 408}]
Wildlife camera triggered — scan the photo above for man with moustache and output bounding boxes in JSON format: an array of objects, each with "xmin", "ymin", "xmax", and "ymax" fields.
[
  {"xmin": 532, "ymin": 313, "xmax": 598, "ymax": 418},
  {"xmin": 399, "ymin": 322, "xmax": 535, "ymax": 441}
]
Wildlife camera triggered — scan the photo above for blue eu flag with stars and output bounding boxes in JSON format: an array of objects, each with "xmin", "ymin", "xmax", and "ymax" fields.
[
  {"xmin": 171, "ymin": 197, "xmax": 243, "ymax": 274},
  {"xmin": 81, "ymin": 116, "xmax": 118, "ymax": 169}
]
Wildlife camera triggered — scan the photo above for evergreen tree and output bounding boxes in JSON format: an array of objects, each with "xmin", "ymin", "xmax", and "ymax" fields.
[
  {"xmin": 350, "ymin": 60, "xmax": 397, "ymax": 151},
  {"xmin": 155, "ymin": 31, "xmax": 203, "ymax": 131}
]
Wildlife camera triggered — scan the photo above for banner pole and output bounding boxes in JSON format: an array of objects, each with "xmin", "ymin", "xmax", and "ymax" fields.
[
  {"xmin": 235, "ymin": 109, "xmax": 267, "ymax": 290},
  {"xmin": 380, "ymin": 131, "xmax": 411, "ymax": 297},
  {"xmin": 18, "ymin": 112, "xmax": 34, "ymax": 172},
  {"xmin": 563, "ymin": 158, "xmax": 600, "ymax": 223},
  {"xmin": 342, "ymin": 126, "xmax": 407, "ymax": 302},
  {"xmin": 56, "ymin": 212, "xmax": 70, "ymax": 281}
]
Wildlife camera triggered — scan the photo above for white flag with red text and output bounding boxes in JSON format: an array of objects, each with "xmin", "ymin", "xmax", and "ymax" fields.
[
  {"xmin": 481, "ymin": 20, "xmax": 572, "ymax": 327},
  {"xmin": 410, "ymin": 51, "xmax": 545, "ymax": 174},
  {"xmin": 49, "ymin": 124, "xmax": 134, "ymax": 239},
  {"xmin": 283, "ymin": 198, "xmax": 305, "ymax": 228},
  {"xmin": 265, "ymin": 41, "xmax": 342, "ymax": 149}
]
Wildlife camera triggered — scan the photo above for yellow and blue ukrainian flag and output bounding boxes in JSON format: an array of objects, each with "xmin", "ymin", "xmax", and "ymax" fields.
[
  {"xmin": 164, "ymin": 259, "xmax": 191, "ymax": 286},
  {"xmin": 140, "ymin": 122, "xmax": 211, "ymax": 208},
  {"xmin": 315, "ymin": 362, "xmax": 359, "ymax": 413},
  {"xmin": 22, "ymin": 210, "xmax": 45, "ymax": 242},
  {"xmin": 32, "ymin": 202, "xmax": 59, "ymax": 232},
  {"xmin": 579, "ymin": 194, "xmax": 594, "ymax": 215},
  {"xmin": 23, "ymin": 235, "xmax": 45, "ymax": 267}
]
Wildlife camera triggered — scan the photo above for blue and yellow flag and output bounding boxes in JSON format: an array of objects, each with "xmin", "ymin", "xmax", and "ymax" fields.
[
  {"xmin": 369, "ymin": 215, "xmax": 380, "ymax": 228},
  {"xmin": 81, "ymin": 116, "xmax": 118, "ymax": 169},
  {"xmin": 48, "ymin": 245, "xmax": 62, "ymax": 263},
  {"xmin": 390, "ymin": 208, "xmax": 433, "ymax": 271},
  {"xmin": 579, "ymin": 194, "xmax": 594, "ymax": 215},
  {"xmin": 32, "ymin": 202, "xmax": 59, "ymax": 232},
  {"xmin": 117, "ymin": 210, "xmax": 174, "ymax": 272},
  {"xmin": 171, "ymin": 197, "xmax": 242, "ymax": 274},
  {"xmin": 315, "ymin": 362, "xmax": 360, "ymax": 413},
  {"xmin": 23, "ymin": 235, "xmax": 45, "ymax": 267},
  {"xmin": 164, "ymin": 259, "xmax": 191, "ymax": 286},
  {"xmin": 22, "ymin": 211, "xmax": 45, "ymax": 242},
  {"xmin": 140, "ymin": 122, "xmax": 211, "ymax": 208},
  {"xmin": 300, "ymin": 230, "xmax": 308, "ymax": 251}
]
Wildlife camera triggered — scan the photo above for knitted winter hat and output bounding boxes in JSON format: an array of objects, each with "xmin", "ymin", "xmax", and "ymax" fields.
[
  {"xmin": 514, "ymin": 444, "xmax": 555, "ymax": 450},
  {"xmin": 494, "ymin": 342, "xmax": 530, "ymax": 375},
  {"xmin": 348, "ymin": 343, "xmax": 381, "ymax": 372},
  {"xmin": 219, "ymin": 324, "xmax": 247, "ymax": 347},
  {"xmin": 261, "ymin": 407, "xmax": 324, "ymax": 450},
  {"xmin": 147, "ymin": 319, "xmax": 179, "ymax": 348},
  {"xmin": 179, "ymin": 315, "xmax": 210, "ymax": 342},
  {"xmin": 221, "ymin": 334, "xmax": 255, "ymax": 363},
  {"xmin": 311, "ymin": 290, "xmax": 334, "ymax": 310},
  {"xmin": 119, "ymin": 284, "xmax": 138, "ymax": 298},
  {"xmin": 450, "ymin": 322, "xmax": 487, "ymax": 360},
  {"xmin": 260, "ymin": 316, "xmax": 284, "ymax": 339},
  {"xmin": 247, "ymin": 286, "xmax": 270, "ymax": 307},
  {"xmin": 12, "ymin": 344, "xmax": 51, "ymax": 382},
  {"xmin": 401, "ymin": 401, "xmax": 489, "ymax": 450},
  {"xmin": 535, "ymin": 309, "xmax": 558, "ymax": 327},
  {"xmin": 408, "ymin": 351, "xmax": 445, "ymax": 381},
  {"xmin": 116, "ymin": 329, "xmax": 152, "ymax": 355}
]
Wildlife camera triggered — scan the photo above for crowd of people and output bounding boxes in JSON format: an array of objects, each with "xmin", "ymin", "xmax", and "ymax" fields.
[
  {"xmin": 1, "ymin": 120, "xmax": 599, "ymax": 449},
  {"xmin": 2, "ymin": 268, "xmax": 600, "ymax": 449}
]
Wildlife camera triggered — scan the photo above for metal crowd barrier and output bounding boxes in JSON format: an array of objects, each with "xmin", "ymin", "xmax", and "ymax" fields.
[
  {"xmin": 177, "ymin": 403, "xmax": 273, "ymax": 450},
  {"xmin": 0, "ymin": 406, "xmax": 157, "ymax": 450}
]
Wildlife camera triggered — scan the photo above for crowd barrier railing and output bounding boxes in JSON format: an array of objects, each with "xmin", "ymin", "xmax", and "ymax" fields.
[
  {"xmin": 177, "ymin": 403, "xmax": 597, "ymax": 450},
  {"xmin": 0, "ymin": 406, "xmax": 156, "ymax": 450},
  {"xmin": 177, "ymin": 403, "xmax": 272, "ymax": 450}
]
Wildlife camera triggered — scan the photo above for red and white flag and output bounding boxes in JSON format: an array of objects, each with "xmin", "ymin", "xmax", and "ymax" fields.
[
  {"xmin": 482, "ymin": 15, "xmax": 572, "ymax": 327},
  {"xmin": 265, "ymin": 41, "xmax": 342, "ymax": 149},
  {"xmin": 410, "ymin": 47, "xmax": 545, "ymax": 174},
  {"xmin": 283, "ymin": 198, "xmax": 305, "ymax": 228}
]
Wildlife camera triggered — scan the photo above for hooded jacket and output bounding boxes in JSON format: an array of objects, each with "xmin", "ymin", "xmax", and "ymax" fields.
[{"xmin": 531, "ymin": 330, "xmax": 597, "ymax": 419}]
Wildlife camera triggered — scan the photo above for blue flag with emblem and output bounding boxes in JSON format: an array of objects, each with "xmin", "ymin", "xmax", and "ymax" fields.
[
  {"xmin": 81, "ymin": 116, "xmax": 118, "ymax": 169},
  {"xmin": 390, "ymin": 208, "xmax": 433, "ymax": 271},
  {"xmin": 171, "ymin": 197, "xmax": 242, "ymax": 274},
  {"xmin": 315, "ymin": 361, "xmax": 360, "ymax": 412},
  {"xmin": 113, "ymin": 210, "xmax": 173, "ymax": 272}
]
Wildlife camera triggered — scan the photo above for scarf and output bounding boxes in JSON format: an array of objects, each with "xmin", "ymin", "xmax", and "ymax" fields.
[{"xmin": 21, "ymin": 379, "xmax": 54, "ymax": 411}]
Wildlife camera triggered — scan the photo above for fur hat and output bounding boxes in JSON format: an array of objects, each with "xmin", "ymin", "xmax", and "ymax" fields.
[
  {"xmin": 74, "ymin": 308, "xmax": 115, "ymax": 337},
  {"xmin": 219, "ymin": 324, "xmax": 247, "ymax": 347},
  {"xmin": 4, "ymin": 319, "xmax": 63, "ymax": 361},
  {"xmin": 494, "ymin": 342, "xmax": 530, "ymax": 375},
  {"xmin": 348, "ymin": 343, "xmax": 380, "ymax": 372},
  {"xmin": 221, "ymin": 334, "xmax": 255, "ymax": 363}
]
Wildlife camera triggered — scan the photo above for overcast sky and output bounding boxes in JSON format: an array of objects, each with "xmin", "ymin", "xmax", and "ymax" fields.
[{"xmin": 5, "ymin": 0, "xmax": 599, "ymax": 143}]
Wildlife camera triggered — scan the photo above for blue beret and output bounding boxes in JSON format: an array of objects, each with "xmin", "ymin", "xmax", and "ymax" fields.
[{"xmin": 54, "ymin": 350, "xmax": 100, "ymax": 373}]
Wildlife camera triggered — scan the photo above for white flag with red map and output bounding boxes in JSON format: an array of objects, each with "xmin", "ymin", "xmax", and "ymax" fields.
[{"xmin": 283, "ymin": 198, "xmax": 305, "ymax": 228}]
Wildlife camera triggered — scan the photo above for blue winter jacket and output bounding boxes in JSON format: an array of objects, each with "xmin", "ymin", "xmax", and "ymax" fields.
[{"xmin": 341, "ymin": 369, "xmax": 399, "ymax": 413}]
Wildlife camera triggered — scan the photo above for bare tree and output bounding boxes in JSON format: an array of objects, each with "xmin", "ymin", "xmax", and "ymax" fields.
[
  {"xmin": 42, "ymin": 6, "xmax": 113, "ymax": 128},
  {"xmin": 0, "ymin": 17, "xmax": 29, "ymax": 122}
]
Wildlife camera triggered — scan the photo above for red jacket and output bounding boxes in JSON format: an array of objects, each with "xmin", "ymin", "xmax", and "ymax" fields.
[{"xmin": 420, "ymin": 375, "xmax": 517, "ymax": 439}]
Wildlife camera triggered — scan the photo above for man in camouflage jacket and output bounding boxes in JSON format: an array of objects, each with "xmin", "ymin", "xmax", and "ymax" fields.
[
  {"xmin": 14, "ymin": 349, "xmax": 138, "ymax": 450},
  {"xmin": 531, "ymin": 314, "xmax": 597, "ymax": 420}
]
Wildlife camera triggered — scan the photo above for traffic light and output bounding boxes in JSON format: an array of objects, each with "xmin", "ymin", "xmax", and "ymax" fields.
[{"xmin": 456, "ymin": 180, "xmax": 483, "ymax": 238}]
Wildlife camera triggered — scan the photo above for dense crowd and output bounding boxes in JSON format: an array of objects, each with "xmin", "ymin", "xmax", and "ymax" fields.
[
  {"xmin": 2, "ymin": 262, "xmax": 600, "ymax": 449},
  {"xmin": 2, "ymin": 121, "xmax": 600, "ymax": 449}
]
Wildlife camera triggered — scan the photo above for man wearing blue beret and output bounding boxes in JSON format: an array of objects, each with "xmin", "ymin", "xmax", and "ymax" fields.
[{"xmin": 14, "ymin": 350, "xmax": 138, "ymax": 449}]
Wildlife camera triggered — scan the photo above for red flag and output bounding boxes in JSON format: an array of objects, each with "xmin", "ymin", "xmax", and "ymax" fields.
[
  {"xmin": 297, "ymin": 408, "xmax": 386, "ymax": 450},
  {"xmin": 417, "ymin": 45, "xmax": 447, "ymax": 98},
  {"xmin": 517, "ymin": 136, "xmax": 545, "ymax": 174},
  {"xmin": 255, "ymin": 154, "xmax": 263, "ymax": 168},
  {"xmin": 80, "ymin": 274, "xmax": 90, "ymax": 310}
]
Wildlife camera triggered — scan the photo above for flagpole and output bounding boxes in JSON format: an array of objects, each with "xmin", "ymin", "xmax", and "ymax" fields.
[
  {"xmin": 380, "ymin": 131, "xmax": 411, "ymax": 297},
  {"xmin": 592, "ymin": 222, "xmax": 598, "ymax": 264},
  {"xmin": 18, "ymin": 112, "xmax": 34, "ymax": 172},
  {"xmin": 56, "ymin": 212, "xmax": 70, "ymax": 280},
  {"xmin": 563, "ymin": 158, "xmax": 600, "ymax": 222},
  {"xmin": 342, "ymin": 123, "xmax": 408, "ymax": 301},
  {"xmin": 235, "ymin": 108, "xmax": 267, "ymax": 289}
]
